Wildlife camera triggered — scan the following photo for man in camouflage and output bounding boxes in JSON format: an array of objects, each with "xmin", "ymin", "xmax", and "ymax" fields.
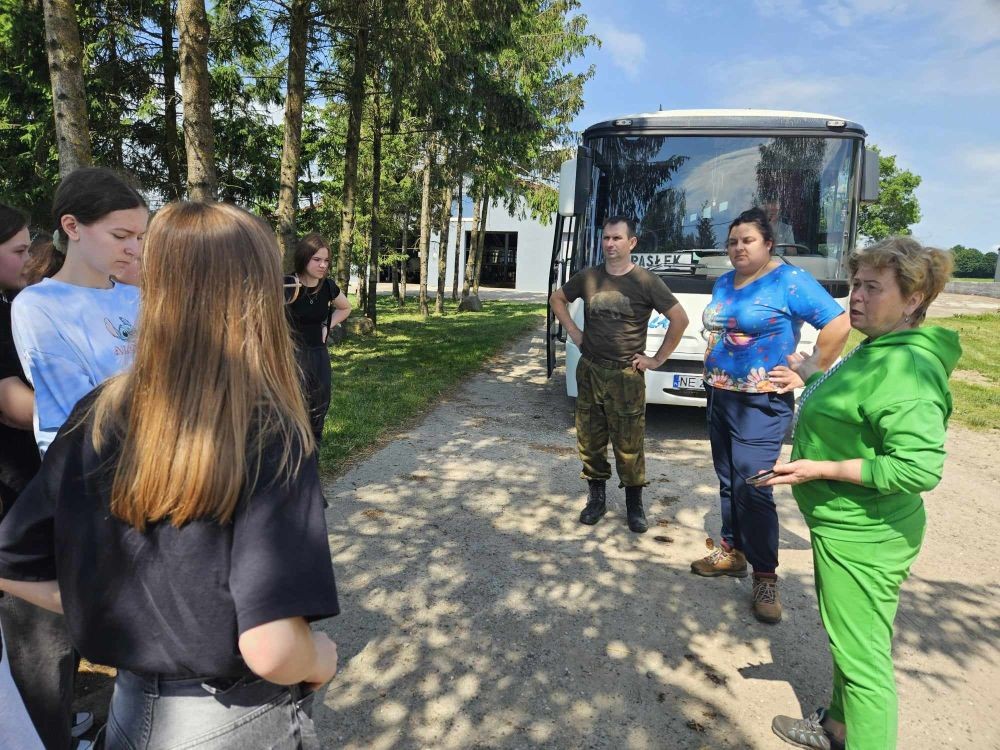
[{"xmin": 550, "ymin": 216, "xmax": 689, "ymax": 532}]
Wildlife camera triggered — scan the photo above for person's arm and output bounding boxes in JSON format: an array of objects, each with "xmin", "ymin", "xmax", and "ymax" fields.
[
  {"xmin": 813, "ymin": 312, "xmax": 851, "ymax": 369},
  {"xmin": 329, "ymin": 292, "xmax": 351, "ymax": 328},
  {"xmin": 759, "ymin": 458, "xmax": 863, "ymax": 487},
  {"xmin": 0, "ymin": 578, "xmax": 62, "ymax": 613},
  {"xmin": 0, "ymin": 376, "xmax": 33, "ymax": 429},
  {"xmin": 549, "ymin": 287, "xmax": 582, "ymax": 348},
  {"xmin": 762, "ymin": 398, "xmax": 948, "ymax": 492},
  {"xmin": 632, "ymin": 303, "xmax": 689, "ymax": 372},
  {"xmin": 769, "ymin": 311, "xmax": 851, "ymax": 392},
  {"xmin": 238, "ymin": 617, "xmax": 337, "ymax": 689}
]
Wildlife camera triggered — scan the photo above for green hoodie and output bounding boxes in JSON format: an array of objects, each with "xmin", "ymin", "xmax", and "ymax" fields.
[{"xmin": 791, "ymin": 326, "xmax": 961, "ymax": 541}]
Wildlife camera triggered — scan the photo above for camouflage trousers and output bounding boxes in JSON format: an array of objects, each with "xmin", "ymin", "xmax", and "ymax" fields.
[{"xmin": 575, "ymin": 355, "xmax": 647, "ymax": 487}]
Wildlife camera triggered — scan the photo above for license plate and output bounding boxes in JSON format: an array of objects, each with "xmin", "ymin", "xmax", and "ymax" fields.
[{"xmin": 671, "ymin": 373, "xmax": 703, "ymax": 390}]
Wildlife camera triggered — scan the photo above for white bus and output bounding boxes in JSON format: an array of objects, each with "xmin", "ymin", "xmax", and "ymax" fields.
[{"xmin": 546, "ymin": 109, "xmax": 880, "ymax": 405}]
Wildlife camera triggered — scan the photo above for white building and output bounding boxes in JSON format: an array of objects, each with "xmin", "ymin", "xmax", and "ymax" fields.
[{"xmin": 426, "ymin": 196, "xmax": 555, "ymax": 294}]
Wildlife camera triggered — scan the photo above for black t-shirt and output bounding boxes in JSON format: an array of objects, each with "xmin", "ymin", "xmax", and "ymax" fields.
[
  {"xmin": 0, "ymin": 393, "xmax": 339, "ymax": 678},
  {"xmin": 561, "ymin": 264, "xmax": 679, "ymax": 361},
  {"xmin": 0, "ymin": 293, "xmax": 41, "ymax": 518},
  {"xmin": 285, "ymin": 276, "xmax": 341, "ymax": 347}
]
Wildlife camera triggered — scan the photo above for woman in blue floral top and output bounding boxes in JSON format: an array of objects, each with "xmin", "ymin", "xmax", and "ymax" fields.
[{"xmin": 690, "ymin": 207, "xmax": 850, "ymax": 623}]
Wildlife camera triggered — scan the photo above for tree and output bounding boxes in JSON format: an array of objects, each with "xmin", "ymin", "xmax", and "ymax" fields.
[
  {"xmin": 949, "ymin": 245, "xmax": 996, "ymax": 278},
  {"xmin": 41, "ymin": 0, "xmax": 92, "ymax": 174},
  {"xmin": 276, "ymin": 0, "xmax": 312, "ymax": 264},
  {"xmin": 858, "ymin": 146, "xmax": 921, "ymax": 242},
  {"xmin": 177, "ymin": 0, "xmax": 217, "ymax": 200}
]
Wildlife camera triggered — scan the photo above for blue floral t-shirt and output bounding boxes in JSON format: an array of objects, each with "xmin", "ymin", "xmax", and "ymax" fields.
[{"xmin": 702, "ymin": 265, "xmax": 843, "ymax": 393}]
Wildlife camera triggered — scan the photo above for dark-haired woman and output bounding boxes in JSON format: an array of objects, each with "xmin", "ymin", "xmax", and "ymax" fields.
[
  {"xmin": 8, "ymin": 168, "xmax": 146, "ymax": 749},
  {"xmin": 690, "ymin": 207, "xmax": 850, "ymax": 623},
  {"xmin": 285, "ymin": 234, "xmax": 351, "ymax": 444},
  {"xmin": 0, "ymin": 201, "xmax": 339, "ymax": 749},
  {"xmin": 0, "ymin": 203, "xmax": 44, "ymax": 749}
]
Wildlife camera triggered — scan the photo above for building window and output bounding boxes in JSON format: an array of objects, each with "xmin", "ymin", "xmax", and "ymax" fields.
[{"xmin": 465, "ymin": 231, "xmax": 518, "ymax": 288}]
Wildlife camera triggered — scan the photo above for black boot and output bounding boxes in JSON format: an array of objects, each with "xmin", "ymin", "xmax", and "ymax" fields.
[
  {"xmin": 579, "ymin": 479, "xmax": 607, "ymax": 525},
  {"xmin": 625, "ymin": 486, "xmax": 648, "ymax": 533}
]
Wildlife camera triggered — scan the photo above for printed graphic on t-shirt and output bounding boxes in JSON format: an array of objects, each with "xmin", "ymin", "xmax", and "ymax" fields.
[
  {"xmin": 702, "ymin": 266, "xmax": 842, "ymax": 393},
  {"xmin": 590, "ymin": 291, "xmax": 635, "ymax": 319}
]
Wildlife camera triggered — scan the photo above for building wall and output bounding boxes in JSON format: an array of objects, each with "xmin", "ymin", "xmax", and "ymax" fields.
[{"xmin": 428, "ymin": 199, "xmax": 555, "ymax": 294}]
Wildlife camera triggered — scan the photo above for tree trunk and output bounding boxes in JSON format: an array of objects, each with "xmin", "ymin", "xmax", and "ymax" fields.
[
  {"xmin": 365, "ymin": 90, "xmax": 383, "ymax": 323},
  {"xmin": 451, "ymin": 180, "xmax": 463, "ymax": 301},
  {"xmin": 177, "ymin": 0, "xmax": 217, "ymax": 200},
  {"xmin": 391, "ymin": 265, "xmax": 399, "ymax": 300},
  {"xmin": 276, "ymin": 0, "xmax": 310, "ymax": 268},
  {"xmin": 462, "ymin": 193, "xmax": 480, "ymax": 298},
  {"xmin": 435, "ymin": 179, "xmax": 453, "ymax": 314},
  {"xmin": 42, "ymin": 0, "xmax": 92, "ymax": 175},
  {"xmin": 398, "ymin": 207, "xmax": 409, "ymax": 306},
  {"xmin": 161, "ymin": 0, "xmax": 182, "ymax": 198},
  {"xmin": 335, "ymin": 17, "xmax": 370, "ymax": 291},
  {"xmin": 417, "ymin": 146, "xmax": 432, "ymax": 316},
  {"xmin": 473, "ymin": 192, "xmax": 490, "ymax": 294}
]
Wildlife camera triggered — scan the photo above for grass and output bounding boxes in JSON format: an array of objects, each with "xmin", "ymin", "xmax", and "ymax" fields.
[
  {"xmin": 842, "ymin": 313, "xmax": 1000, "ymax": 431},
  {"xmin": 319, "ymin": 297, "xmax": 545, "ymax": 474}
]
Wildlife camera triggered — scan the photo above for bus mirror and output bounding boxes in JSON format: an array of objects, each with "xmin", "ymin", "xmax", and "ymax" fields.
[
  {"xmin": 861, "ymin": 148, "xmax": 880, "ymax": 203},
  {"xmin": 558, "ymin": 154, "xmax": 593, "ymax": 216}
]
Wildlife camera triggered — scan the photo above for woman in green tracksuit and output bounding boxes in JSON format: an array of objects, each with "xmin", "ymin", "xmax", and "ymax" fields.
[{"xmin": 761, "ymin": 236, "xmax": 960, "ymax": 750}]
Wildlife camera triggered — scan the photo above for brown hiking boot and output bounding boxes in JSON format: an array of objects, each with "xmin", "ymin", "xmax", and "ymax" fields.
[
  {"xmin": 690, "ymin": 538, "xmax": 748, "ymax": 578},
  {"xmin": 752, "ymin": 575, "xmax": 782, "ymax": 624}
]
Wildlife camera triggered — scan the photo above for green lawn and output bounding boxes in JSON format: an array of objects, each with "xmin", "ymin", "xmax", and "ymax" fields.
[
  {"xmin": 843, "ymin": 313, "xmax": 1000, "ymax": 431},
  {"xmin": 319, "ymin": 298, "xmax": 545, "ymax": 474}
]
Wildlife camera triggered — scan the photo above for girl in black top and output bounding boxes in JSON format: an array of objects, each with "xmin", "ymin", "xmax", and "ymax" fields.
[
  {"xmin": 285, "ymin": 233, "xmax": 351, "ymax": 443},
  {"xmin": 0, "ymin": 202, "xmax": 340, "ymax": 749}
]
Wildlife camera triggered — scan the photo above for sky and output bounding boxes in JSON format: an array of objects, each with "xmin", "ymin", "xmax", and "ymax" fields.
[{"xmin": 568, "ymin": 0, "xmax": 1000, "ymax": 253}]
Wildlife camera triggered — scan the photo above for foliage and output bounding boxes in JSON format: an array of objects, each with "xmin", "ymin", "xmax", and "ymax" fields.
[
  {"xmin": 858, "ymin": 145, "xmax": 921, "ymax": 243},
  {"xmin": 320, "ymin": 298, "xmax": 545, "ymax": 473},
  {"xmin": 950, "ymin": 245, "xmax": 997, "ymax": 279}
]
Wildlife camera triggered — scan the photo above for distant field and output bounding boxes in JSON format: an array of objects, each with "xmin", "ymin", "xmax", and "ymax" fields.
[
  {"xmin": 950, "ymin": 277, "xmax": 997, "ymax": 283},
  {"xmin": 843, "ymin": 313, "xmax": 999, "ymax": 431}
]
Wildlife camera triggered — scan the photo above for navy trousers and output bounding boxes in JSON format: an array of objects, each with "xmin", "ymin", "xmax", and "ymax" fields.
[{"xmin": 706, "ymin": 386, "xmax": 794, "ymax": 575}]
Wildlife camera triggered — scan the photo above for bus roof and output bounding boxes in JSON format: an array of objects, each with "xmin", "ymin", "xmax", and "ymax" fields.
[{"xmin": 583, "ymin": 108, "xmax": 866, "ymax": 137}]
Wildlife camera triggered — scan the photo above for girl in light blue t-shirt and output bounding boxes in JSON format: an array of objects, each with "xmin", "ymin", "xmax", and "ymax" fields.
[
  {"xmin": 6, "ymin": 167, "xmax": 146, "ymax": 750},
  {"xmin": 12, "ymin": 168, "xmax": 147, "ymax": 455}
]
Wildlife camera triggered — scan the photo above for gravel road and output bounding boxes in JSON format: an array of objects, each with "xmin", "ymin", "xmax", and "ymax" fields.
[{"xmin": 314, "ymin": 306, "xmax": 1000, "ymax": 749}]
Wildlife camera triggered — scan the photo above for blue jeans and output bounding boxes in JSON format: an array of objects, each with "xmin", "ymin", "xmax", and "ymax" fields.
[
  {"xmin": 102, "ymin": 670, "xmax": 319, "ymax": 749},
  {"xmin": 706, "ymin": 386, "xmax": 794, "ymax": 574}
]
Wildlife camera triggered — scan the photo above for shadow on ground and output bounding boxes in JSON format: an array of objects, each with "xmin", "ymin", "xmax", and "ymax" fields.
[{"xmin": 314, "ymin": 328, "xmax": 1000, "ymax": 749}]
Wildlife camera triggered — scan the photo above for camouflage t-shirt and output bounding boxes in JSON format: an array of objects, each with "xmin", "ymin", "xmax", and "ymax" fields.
[{"xmin": 561, "ymin": 264, "xmax": 678, "ymax": 362}]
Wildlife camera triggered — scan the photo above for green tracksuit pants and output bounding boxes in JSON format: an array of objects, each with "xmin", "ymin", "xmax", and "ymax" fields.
[
  {"xmin": 811, "ymin": 509, "xmax": 925, "ymax": 750},
  {"xmin": 575, "ymin": 355, "xmax": 647, "ymax": 487}
]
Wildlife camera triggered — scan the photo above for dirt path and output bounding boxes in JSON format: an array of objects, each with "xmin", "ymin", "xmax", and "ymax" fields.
[{"xmin": 313, "ymin": 326, "xmax": 1000, "ymax": 749}]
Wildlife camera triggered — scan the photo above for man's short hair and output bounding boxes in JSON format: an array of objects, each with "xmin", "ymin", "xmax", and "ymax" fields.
[{"xmin": 602, "ymin": 215, "xmax": 637, "ymax": 239}]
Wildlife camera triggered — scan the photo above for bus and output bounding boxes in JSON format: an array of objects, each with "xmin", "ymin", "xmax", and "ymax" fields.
[{"xmin": 546, "ymin": 109, "xmax": 880, "ymax": 405}]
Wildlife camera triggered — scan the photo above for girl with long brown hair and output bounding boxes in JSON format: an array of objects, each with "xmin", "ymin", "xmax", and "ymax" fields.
[{"xmin": 0, "ymin": 201, "xmax": 340, "ymax": 749}]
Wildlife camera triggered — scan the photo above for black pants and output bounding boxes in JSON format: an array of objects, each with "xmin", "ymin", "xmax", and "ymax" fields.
[
  {"xmin": 0, "ymin": 595, "xmax": 76, "ymax": 749},
  {"xmin": 296, "ymin": 344, "xmax": 332, "ymax": 444}
]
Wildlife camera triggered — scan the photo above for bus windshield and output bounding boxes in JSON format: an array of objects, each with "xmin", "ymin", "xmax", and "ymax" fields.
[{"xmin": 583, "ymin": 134, "xmax": 861, "ymax": 281}]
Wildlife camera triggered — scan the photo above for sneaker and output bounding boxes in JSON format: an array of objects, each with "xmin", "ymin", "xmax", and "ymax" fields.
[
  {"xmin": 751, "ymin": 575, "xmax": 782, "ymax": 623},
  {"xmin": 690, "ymin": 538, "xmax": 748, "ymax": 577},
  {"xmin": 72, "ymin": 711, "xmax": 94, "ymax": 738},
  {"xmin": 772, "ymin": 707, "xmax": 845, "ymax": 750}
]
